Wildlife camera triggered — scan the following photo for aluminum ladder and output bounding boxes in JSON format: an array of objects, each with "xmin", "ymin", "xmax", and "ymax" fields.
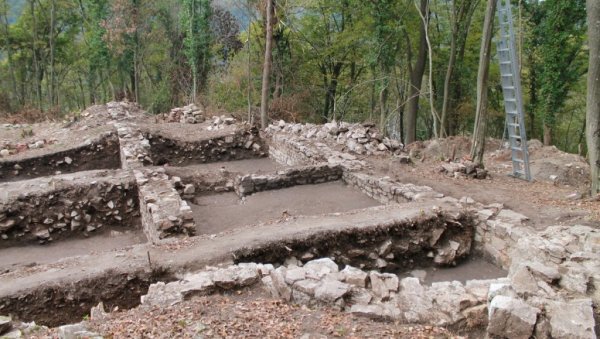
[{"xmin": 495, "ymin": 0, "xmax": 532, "ymax": 181}]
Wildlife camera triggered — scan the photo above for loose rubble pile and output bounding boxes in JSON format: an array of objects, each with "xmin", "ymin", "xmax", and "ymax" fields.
[
  {"xmin": 440, "ymin": 160, "xmax": 488, "ymax": 179},
  {"xmin": 166, "ymin": 104, "xmax": 206, "ymax": 124},
  {"xmin": 267, "ymin": 120, "xmax": 403, "ymax": 156},
  {"xmin": 206, "ymin": 115, "xmax": 236, "ymax": 131},
  {"xmin": 0, "ymin": 315, "xmax": 46, "ymax": 338}
]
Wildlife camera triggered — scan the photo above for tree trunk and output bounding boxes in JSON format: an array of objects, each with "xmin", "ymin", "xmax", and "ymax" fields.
[
  {"xmin": 470, "ymin": 0, "xmax": 496, "ymax": 165},
  {"xmin": 587, "ymin": 0, "xmax": 600, "ymax": 194},
  {"xmin": 415, "ymin": 0, "xmax": 439, "ymax": 139},
  {"xmin": 260, "ymin": 0, "xmax": 274, "ymax": 129},
  {"xmin": 49, "ymin": 0, "xmax": 56, "ymax": 107},
  {"xmin": 1, "ymin": 0, "xmax": 20, "ymax": 107},
  {"xmin": 404, "ymin": 0, "xmax": 428, "ymax": 144},
  {"xmin": 30, "ymin": 0, "xmax": 42, "ymax": 110},
  {"xmin": 543, "ymin": 124, "xmax": 552, "ymax": 146}
]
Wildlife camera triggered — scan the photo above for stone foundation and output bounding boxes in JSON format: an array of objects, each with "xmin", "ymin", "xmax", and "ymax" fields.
[
  {"xmin": 234, "ymin": 163, "xmax": 343, "ymax": 197},
  {"xmin": 135, "ymin": 168, "xmax": 195, "ymax": 243}
]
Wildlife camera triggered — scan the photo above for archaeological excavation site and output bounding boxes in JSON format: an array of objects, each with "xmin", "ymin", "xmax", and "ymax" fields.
[{"xmin": 0, "ymin": 102, "xmax": 598, "ymax": 338}]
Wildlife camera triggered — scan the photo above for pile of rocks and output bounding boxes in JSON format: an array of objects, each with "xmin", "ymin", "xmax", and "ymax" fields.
[
  {"xmin": 142, "ymin": 263, "xmax": 271, "ymax": 307},
  {"xmin": 440, "ymin": 160, "xmax": 488, "ymax": 179},
  {"xmin": 268, "ymin": 120, "xmax": 403, "ymax": 156},
  {"xmin": 206, "ymin": 115, "xmax": 236, "ymax": 131},
  {"xmin": 167, "ymin": 104, "xmax": 206, "ymax": 124},
  {"xmin": 0, "ymin": 315, "xmax": 44, "ymax": 338}
]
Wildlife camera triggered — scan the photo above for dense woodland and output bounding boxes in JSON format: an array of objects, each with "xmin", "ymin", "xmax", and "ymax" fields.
[{"xmin": 0, "ymin": 1, "xmax": 596, "ymax": 160}]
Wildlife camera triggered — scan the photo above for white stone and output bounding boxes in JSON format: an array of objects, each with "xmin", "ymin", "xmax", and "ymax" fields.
[
  {"xmin": 487, "ymin": 296, "xmax": 539, "ymax": 339},
  {"xmin": 546, "ymin": 299, "xmax": 596, "ymax": 339},
  {"xmin": 341, "ymin": 265, "xmax": 368, "ymax": 288},
  {"xmin": 314, "ymin": 280, "xmax": 350, "ymax": 302}
]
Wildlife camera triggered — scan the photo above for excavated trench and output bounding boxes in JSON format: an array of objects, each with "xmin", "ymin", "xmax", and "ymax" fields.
[
  {"xmin": 0, "ymin": 208, "xmax": 508, "ymax": 328},
  {"xmin": 0, "ymin": 268, "xmax": 175, "ymax": 327},
  {"xmin": 0, "ymin": 133, "xmax": 121, "ymax": 183},
  {"xmin": 233, "ymin": 212, "xmax": 479, "ymax": 274},
  {"xmin": 144, "ymin": 129, "xmax": 268, "ymax": 167}
]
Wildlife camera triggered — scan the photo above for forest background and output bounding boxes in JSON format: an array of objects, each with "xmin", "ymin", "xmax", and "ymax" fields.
[{"xmin": 0, "ymin": 0, "xmax": 590, "ymax": 154}]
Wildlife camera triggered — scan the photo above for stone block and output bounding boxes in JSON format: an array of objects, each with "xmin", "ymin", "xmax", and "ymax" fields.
[{"xmin": 487, "ymin": 296, "xmax": 539, "ymax": 339}]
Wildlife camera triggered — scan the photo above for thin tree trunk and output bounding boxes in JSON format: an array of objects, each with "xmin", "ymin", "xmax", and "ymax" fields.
[
  {"xmin": 587, "ymin": 0, "xmax": 600, "ymax": 194},
  {"xmin": 405, "ymin": 0, "xmax": 428, "ymax": 144},
  {"xmin": 49, "ymin": 0, "xmax": 56, "ymax": 107},
  {"xmin": 30, "ymin": 0, "xmax": 42, "ymax": 110},
  {"xmin": 1, "ymin": 0, "xmax": 20, "ymax": 107},
  {"xmin": 260, "ymin": 0, "xmax": 274, "ymax": 129},
  {"xmin": 415, "ymin": 0, "xmax": 439, "ymax": 139},
  {"xmin": 470, "ymin": 0, "xmax": 496, "ymax": 165}
]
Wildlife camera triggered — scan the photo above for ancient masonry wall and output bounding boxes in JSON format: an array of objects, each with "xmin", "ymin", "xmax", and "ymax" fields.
[
  {"xmin": 234, "ymin": 163, "xmax": 343, "ymax": 197},
  {"xmin": 144, "ymin": 128, "xmax": 266, "ymax": 167},
  {"xmin": 341, "ymin": 172, "xmax": 441, "ymax": 204},
  {"xmin": 0, "ymin": 171, "xmax": 140, "ymax": 247},
  {"xmin": 135, "ymin": 169, "xmax": 195, "ymax": 243},
  {"xmin": 116, "ymin": 123, "xmax": 195, "ymax": 243},
  {"xmin": 0, "ymin": 132, "xmax": 121, "ymax": 182}
]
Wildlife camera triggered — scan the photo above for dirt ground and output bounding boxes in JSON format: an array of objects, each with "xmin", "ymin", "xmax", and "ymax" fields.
[
  {"xmin": 190, "ymin": 182, "xmax": 381, "ymax": 235},
  {"xmin": 0, "ymin": 230, "xmax": 145, "ymax": 273},
  {"xmin": 369, "ymin": 137, "xmax": 600, "ymax": 228}
]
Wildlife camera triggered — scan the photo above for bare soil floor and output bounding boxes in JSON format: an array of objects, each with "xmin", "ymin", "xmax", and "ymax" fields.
[
  {"xmin": 0, "ymin": 230, "xmax": 146, "ymax": 273},
  {"xmin": 416, "ymin": 257, "xmax": 508, "ymax": 285},
  {"xmin": 190, "ymin": 181, "xmax": 381, "ymax": 235}
]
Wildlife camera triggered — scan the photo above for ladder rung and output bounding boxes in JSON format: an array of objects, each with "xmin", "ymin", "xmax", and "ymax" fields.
[
  {"xmin": 508, "ymin": 123, "xmax": 520, "ymax": 127},
  {"xmin": 502, "ymin": 73, "xmax": 514, "ymax": 77},
  {"xmin": 503, "ymin": 86, "xmax": 515, "ymax": 90},
  {"xmin": 513, "ymin": 159, "xmax": 524, "ymax": 163},
  {"xmin": 500, "ymin": 61, "xmax": 511, "ymax": 65},
  {"xmin": 511, "ymin": 147, "xmax": 523, "ymax": 151},
  {"xmin": 505, "ymin": 98, "xmax": 516, "ymax": 102},
  {"xmin": 509, "ymin": 135, "xmax": 522, "ymax": 140},
  {"xmin": 506, "ymin": 110, "xmax": 518, "ymax": 115},
  {"xmin": 498, "ymin": 48, "xmax": 510, "ymax": 52}
]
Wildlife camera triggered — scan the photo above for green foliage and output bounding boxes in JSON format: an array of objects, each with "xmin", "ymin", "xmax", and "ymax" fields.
[
  {"xmin": 0, "ymin": 0, "xmax": 591, "ymax": 156},
  {"xmin": 534, "ymin": 0, "xmax": 587, "ymax": 133}
]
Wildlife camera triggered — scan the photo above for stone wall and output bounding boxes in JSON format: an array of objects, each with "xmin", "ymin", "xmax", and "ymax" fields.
[
  {"xmin": 0, "ymin": 132, "xmax": 121, "ymax": 182},
  {"xmin": 268, "ymin": 133, "xmax": 367, "ymax": 171},
  {"xmin": 234, "ymin": 163, "xmax": 343, "ymax": 197},
  {"xmin": 0, "ymin": 170, "xmax": 140, "ymax": 248},
  {"xmin": 341, "ymin": 172, "xmax": 441, "ymax": 204},
  {"xmin": 135, "ymin": 168, "xmax": 195, "ymax": 243},
  {"xmin": 144, "ymin": 128, "xmax": 267, "ymax": 167}
]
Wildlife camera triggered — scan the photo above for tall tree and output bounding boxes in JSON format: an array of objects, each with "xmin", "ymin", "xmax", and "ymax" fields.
[
  {"xmin": 404, "ymin": 0, "xmax": 428, "ymax": 144},
  {"xmin": 181, "ymin": 0, "xmax": 212, "ymax": 102},
  {"xmin": 588, "ymin": 0, "xmax": 600, "ymax": 194},
  {"xmin": 536, "ymin": 0, "xmax": 586, "ymax": 146},
  {"xmin": 470, "ymin": 0, "xmax": 496, "ymax": 165},
  {"xmin": 260, "ymin": 0, "xmax": 274, "ymax": 129},
  {"xmin": 439, "ymin": 0, "xmax": 479, "ymax": 138}
]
